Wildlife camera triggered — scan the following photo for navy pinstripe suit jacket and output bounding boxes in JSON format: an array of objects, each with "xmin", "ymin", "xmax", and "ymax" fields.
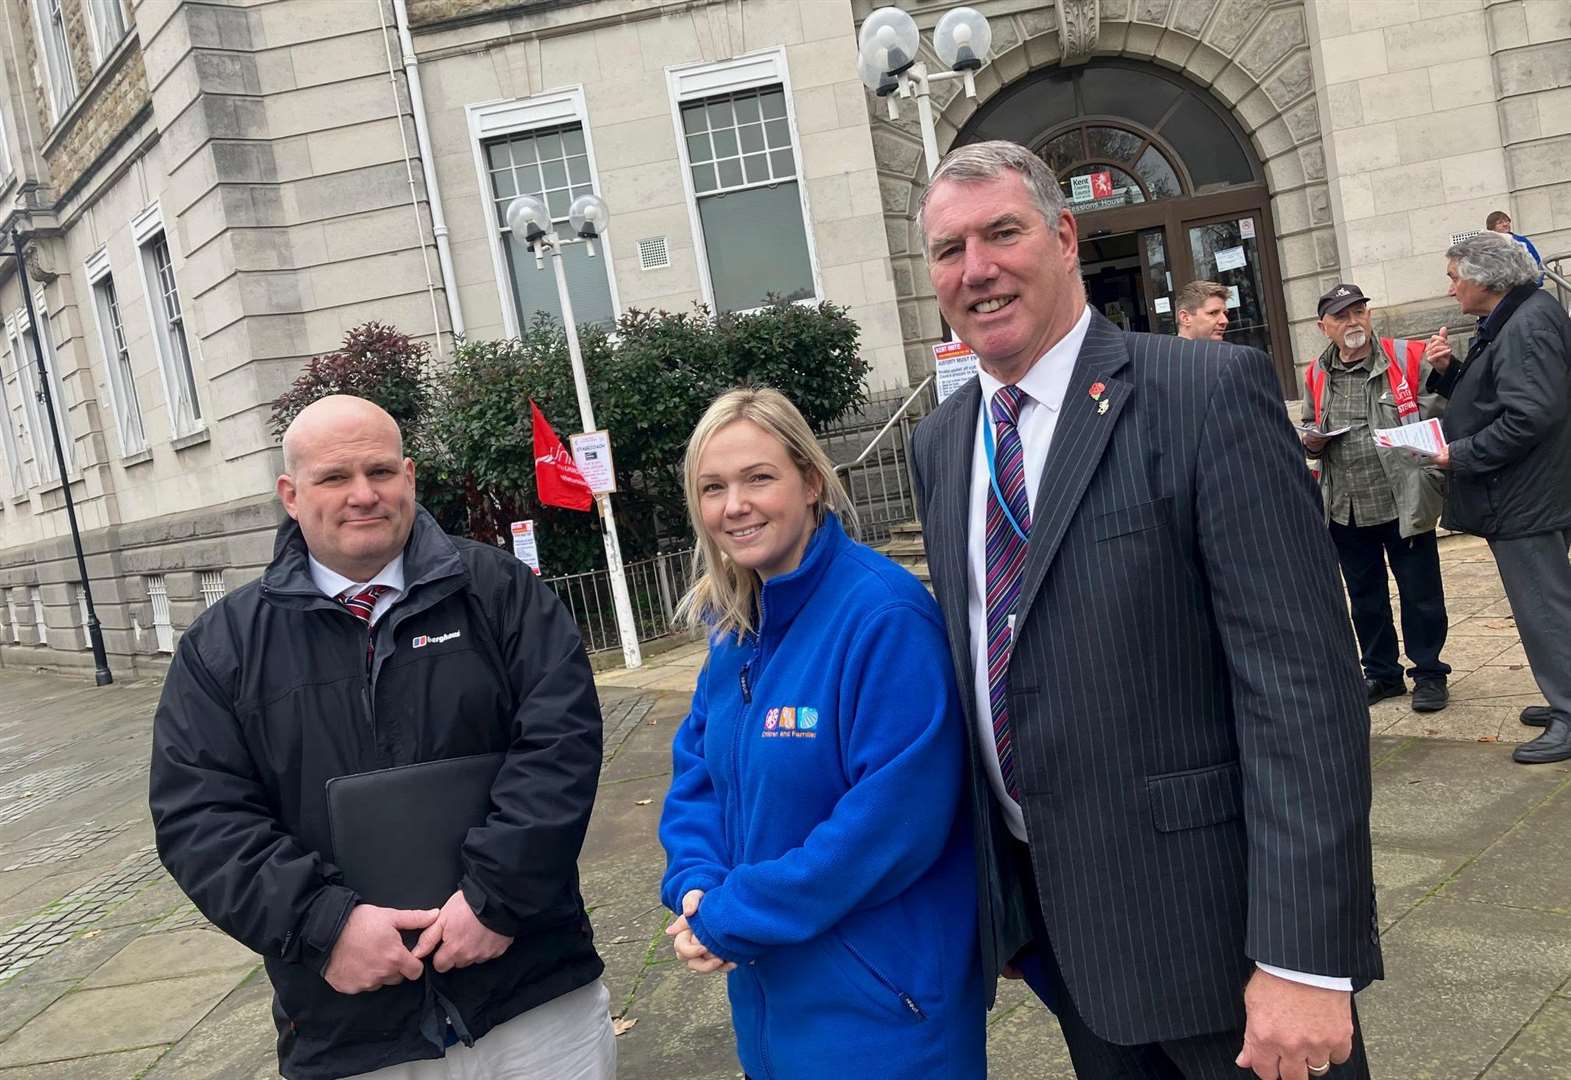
[{"xmin": 911, "ymin": 312, "xmax": 1383, "ymax": 1045}]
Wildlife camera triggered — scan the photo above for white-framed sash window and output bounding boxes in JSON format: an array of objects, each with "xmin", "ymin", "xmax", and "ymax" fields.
[
  {"xmin": 85, "ymin": 248, "xmax": 147, "ymax": 455},
  {"xmin": 468, "ymin": 89, "xmax": 619, "ymax": 337},
  {"xmin": 83, "ymin": 0, "xmax": 129, "ymax": 68},
  {"xmin": 668, "ymin": 51, "xmax": 821, "ymax": 315},
  {"xmin": 133, "ymin": 205, "xmax": 203, "ymax": 438},
  {"xmin": 32, "ymin": 0, "xmax": 79, "ymax": 122}
]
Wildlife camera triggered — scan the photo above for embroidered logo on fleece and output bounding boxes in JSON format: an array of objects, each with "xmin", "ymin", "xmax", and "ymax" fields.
[
  {"xmin": 761, "ymin": 705, "xmax": 818, "ymax": 739},
  {"xmin": 412, "ymin": 630, "xmax": 462, "ymax": 649}
]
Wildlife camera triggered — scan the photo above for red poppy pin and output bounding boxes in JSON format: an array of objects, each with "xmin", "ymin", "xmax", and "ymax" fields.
[{"xmin": 1089, "ymin": 380, "xmax": 1110, "ymax": 415}]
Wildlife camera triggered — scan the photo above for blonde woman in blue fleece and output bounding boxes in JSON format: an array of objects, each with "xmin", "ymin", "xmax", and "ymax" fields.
[{"xmin": 658, "ymin": 388, "xmax": 984, "ymax": 1080}]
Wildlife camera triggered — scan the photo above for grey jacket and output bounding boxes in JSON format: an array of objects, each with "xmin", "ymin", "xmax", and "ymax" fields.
[{"xmin": 1301, "ymin": 338, "xmax": 1447, "ymax": 538}]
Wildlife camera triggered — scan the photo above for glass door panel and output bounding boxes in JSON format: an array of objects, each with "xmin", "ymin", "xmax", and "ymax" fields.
[
  {"xmin": 1186, "ymin": 214, "xmax": 1272, "ymax": 355},
  {"xmin": 1139, "ymin": 227, "xmax": 1176, "ymax": 336}
]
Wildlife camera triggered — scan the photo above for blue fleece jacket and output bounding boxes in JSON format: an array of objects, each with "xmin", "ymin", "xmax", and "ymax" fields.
[{"xmin": 659, "ymin": 514, "xmax": 984, "ymax": 1080}]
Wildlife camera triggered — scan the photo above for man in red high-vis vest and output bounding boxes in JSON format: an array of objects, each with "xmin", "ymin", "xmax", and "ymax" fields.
[{"xmin": 1300, "ymin": 283, "xmax": 1452, "ymax": 713}]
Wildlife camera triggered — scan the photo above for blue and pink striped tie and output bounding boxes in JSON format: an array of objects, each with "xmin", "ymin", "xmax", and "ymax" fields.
[
  {"xmin": 339, "ymin": 584, "xmax": 391, "ymax": 667},
  {"xmin": 986, "ymin": 385, "xmax": 1031, "ymax": 802}
]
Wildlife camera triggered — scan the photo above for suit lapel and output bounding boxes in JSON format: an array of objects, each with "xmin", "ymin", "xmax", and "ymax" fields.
[
  {"xmin": 1015, "ymin": 314, "xmax": 1133, "ymax": 624},
  {"xmin": 930, "ymin": 379, "xmax": 981, "ymax": 702}
]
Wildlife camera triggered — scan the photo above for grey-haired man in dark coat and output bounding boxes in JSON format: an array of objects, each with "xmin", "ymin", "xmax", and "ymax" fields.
[{"xmin": 1425, "ymin": 232, "xmax": 1571, "ymax": 764}]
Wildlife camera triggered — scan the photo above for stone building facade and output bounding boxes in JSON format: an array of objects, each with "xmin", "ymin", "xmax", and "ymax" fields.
[{"xmin": 0, "ymin": 0, "xmax": 1566, "ymax": 676}]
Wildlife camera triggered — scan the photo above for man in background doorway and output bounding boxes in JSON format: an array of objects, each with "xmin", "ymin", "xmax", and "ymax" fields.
[
  {"xmin": 1174, "ymin": 280, "xmax": 1231, "ymax": 341},
  {"xmin": 1301, "ymin": 284, "xmax": 1451, "ymax": 713}
]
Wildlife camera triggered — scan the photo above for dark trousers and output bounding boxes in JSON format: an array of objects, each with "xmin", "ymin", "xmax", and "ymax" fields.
[
  {"xmin": 1327, "ymin": 515, "xmax": 1449, "ymax": 683},
  {"xmin": 1008, "ymin": 841, "xmax": 1370, "ymax": 1079},
  {"xmin": 1488, "ymin": 528, "xmax": 1571, "ymax": 722}
]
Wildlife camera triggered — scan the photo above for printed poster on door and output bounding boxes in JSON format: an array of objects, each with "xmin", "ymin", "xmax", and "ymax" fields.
[{"xmin": 933, "ymin": 341, "xmax": 980, "ymax": 402}]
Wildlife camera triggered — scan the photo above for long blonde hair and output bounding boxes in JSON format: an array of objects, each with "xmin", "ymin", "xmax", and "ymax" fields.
[{"xmin": 675, "ymin": 388, "xmax": 856, "ymax": 641}]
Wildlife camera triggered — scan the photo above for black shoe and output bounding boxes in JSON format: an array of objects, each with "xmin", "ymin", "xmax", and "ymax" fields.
[
  {"xmin": 1513, "ymin": 718, "xmax": 1571, "ymax": 764},
  {"xmin": 1521, "ymin": 705, "xmax": 1553, "ymax": 727},
  {"xmin": 1365, "ymin": 678, "xmax": 1406, "ymax": 705},
  {"xmin": 1411, "ymin": 679, "xmax": 1449, "ymax": 712}
]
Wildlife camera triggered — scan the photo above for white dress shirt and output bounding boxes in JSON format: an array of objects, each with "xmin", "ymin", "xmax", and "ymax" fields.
[
  {"xmin": 308, "ymin": 553, "xmax": 406, "ymax": 626},
  {"xmin": 962, "ymin": 304, "xmax": 1350, "ymax": 993},
  {"xmin": 966, "ymin": 306, "xmax": 1090, "ymax": 842}
]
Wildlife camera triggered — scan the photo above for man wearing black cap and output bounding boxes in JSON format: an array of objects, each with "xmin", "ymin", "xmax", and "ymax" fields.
[{"xmin": 1301, "ymin": 283, "xmax": 1452, "ymax": 712}]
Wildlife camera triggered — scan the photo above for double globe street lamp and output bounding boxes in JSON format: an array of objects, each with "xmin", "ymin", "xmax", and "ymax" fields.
[
  {"xmin": 856, "ymin": 5, "xmax": 993, "ymax": 178},
  {"xmin": 504, "ymin": 192, "xmax": 642, "ymax": 670}
]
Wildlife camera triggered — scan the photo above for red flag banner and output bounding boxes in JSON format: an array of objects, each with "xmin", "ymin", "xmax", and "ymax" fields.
[{"xmin": 531, "ymin": 400, "xmax": 594, "ymax": 511}]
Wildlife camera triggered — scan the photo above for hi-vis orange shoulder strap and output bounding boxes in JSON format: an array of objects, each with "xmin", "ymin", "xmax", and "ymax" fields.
[{"xmin": 1304, "ymin": 338, "xmax": 1423, "ymax": 428}]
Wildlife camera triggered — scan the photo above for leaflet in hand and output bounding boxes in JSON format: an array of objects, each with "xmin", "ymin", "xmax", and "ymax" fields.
[
  {"xmin": 1373, "ymin": 417, "xmax": 1446, "ymax": 456},
  {"xmin": 1297, "ymin": 422, "xmax": 1352, "ymax": 438}
]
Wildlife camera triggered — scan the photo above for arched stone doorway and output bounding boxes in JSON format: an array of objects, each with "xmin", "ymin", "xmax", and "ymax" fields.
[{"xmin": 866, "ymin": 1, "xmax": 1337, "ymax": 397}]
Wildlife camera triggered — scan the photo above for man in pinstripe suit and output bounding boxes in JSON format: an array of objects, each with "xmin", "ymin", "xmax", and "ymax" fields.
[{"xmin": 909, "ymin": 142, "xmax": 1382, "ymax": 1079}]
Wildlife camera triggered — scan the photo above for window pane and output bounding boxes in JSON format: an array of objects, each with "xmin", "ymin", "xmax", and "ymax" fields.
[
  {"xmin": 711, "ymin": 127, "xmax": 738, "ymax": 159},
  {"xmin": 759, "ymin": 90, "xmax": 786, "ymax": 119},
  {"xmin": 1078, "ymin": 65, "xmax": 1180, "ymax": 129},
  {"xmin": 739, "ymin": 123, "xmax": 765, "ymax": 154},
  {"xmin": 681, "ymin": 103, "xmax": 708, "ymax": 133},
  {"xmin": 503, "ymin": 229, "xmax": 616, "ymax": 330},
  {"xmin": 764, "ymin": 118, "xmax": 790, "ymax": 150},
  {"xmin": 486, "ymin": 141, "xmax": 513, "ymax": 171},
  {"xmin": 686, "ymin": 133, "xmax": 712, "ymax": 164},
  {"xmin": 537, "ymin": 131, "xmax": 563, "ymax": 160},
  {"xmin": 691, "ymin": 162, "xmax": 717, "ymax": 193},
  {"xmin": 742, "ymin": 153, "xmax": 769, "ymax": 184},
  {"xmin": 491, "ymin": 168, "xmax": 517, "ymax": 201},
  {"xmin": 1084, "ymin": 127, "xmax": 1144, "ymax": 166},
  {"xmin": 567, "ymin": 155, "xmax": 590, "ymax": 185},
  {"xmin": 562, "ymin": 127, "xmax": 585, "ymax": 155},
  {"xmin": 707, "ymin": 100, "xmax": 733, "ymax": 129},
  {"xmin": 1133, "ymin": 145, "xmax": 1182, "ymax": 199},
  {"xmin": 768, "ymin": 149, "xmax": 795, "ymax": 179},
  {"xmin": 541, "ymin": 158, "xmax": 567, "ymax": 190},
  {"xmin": 716, "ymin": 158, "xmax": 744, "ymax": 188},
  {"xmin": 699, "ymin": 183, "xmax": 814, "ymax": 314},
  {"xmin": 1162, "ymin": 96, "xmax": 1253, "ymax": 189},
  {"xmin": 546, "ymin": 189, "xmax": 571, "ymax": 219},
  {"xmin": 734, "ymin": 95, "xmax": 761, "ymax": 124},
  {"xmin": 1040, "ymin": 129, "xmax": 1084, "ymax": 175}
]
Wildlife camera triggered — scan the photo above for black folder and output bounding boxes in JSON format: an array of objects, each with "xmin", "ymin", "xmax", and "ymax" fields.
[{"xmin": 326, "ymin": 752, "xmax": 506, "ymax": 911}]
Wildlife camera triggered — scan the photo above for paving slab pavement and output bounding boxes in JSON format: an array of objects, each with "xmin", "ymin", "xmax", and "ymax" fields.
[{"xmin": 0, "ymin": 528, "xmax": 1567, "ymax": 1078}]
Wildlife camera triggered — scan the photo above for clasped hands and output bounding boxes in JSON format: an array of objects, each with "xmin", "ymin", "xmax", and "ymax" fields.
[
  {"xmin": 322, "ymin": 889, "xmax": 513, "ymax": 995},
  {"xmin": 666, "ymin": 888, "xmax": 736, "ymax": 974}
]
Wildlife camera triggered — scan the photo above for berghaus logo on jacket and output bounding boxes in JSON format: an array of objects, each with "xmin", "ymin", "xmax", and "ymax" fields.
[
  {"xmin": 762, "ymin": 706, "xmax": 818, "ymax": 739},
  {"xmin": 411, "ymin": 630, "xmax": 462, "ymax": 649}
]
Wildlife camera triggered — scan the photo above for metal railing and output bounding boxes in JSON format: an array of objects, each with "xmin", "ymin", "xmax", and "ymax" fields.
[
  {"xmin": 830, "ymin": 376, "xmax": 936, "ymax": 545},
  {"xmin": 1542, "ymin": 251, "xmax": 1571, "ymax": 312},
  {"xmin": 544, "ymin": 547, "xmax": 695, "ymax": 655}
]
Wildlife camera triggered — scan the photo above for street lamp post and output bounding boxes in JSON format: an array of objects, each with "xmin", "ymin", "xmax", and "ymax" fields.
[
  {"xmin": 10, "ymin": 230, "xmax": 112, "ymax": 685},
  {"xmin": 857, "ymin": 6, "xmax": 993, "ymax": 179},
  {"xmin": 504, "ymin": 194, "xmax": 642, "ymax": 670}
]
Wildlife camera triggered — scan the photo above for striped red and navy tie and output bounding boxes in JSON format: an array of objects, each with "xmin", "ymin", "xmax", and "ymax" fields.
[
  {"xmin": 985, "ymin": 385, "xmax": 1031, "ymax": 802},
  {"xmin": 338, "ymin": 584, "xmax": 391, "ymax": 668}
]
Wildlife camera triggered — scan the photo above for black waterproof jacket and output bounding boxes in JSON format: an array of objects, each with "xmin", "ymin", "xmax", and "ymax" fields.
[
  {"xmin": 149, "ymin": 507, "xmax": 604, "ymax": 1080},
  {"xmin": 1431, "ymin": 286, "xmax": 1571, "ymax": 539}
]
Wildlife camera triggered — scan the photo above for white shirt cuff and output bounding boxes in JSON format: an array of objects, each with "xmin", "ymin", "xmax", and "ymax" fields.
[{"xmin": 1256, "ymin": 962, "xmax": 1353, "ymax": 992}]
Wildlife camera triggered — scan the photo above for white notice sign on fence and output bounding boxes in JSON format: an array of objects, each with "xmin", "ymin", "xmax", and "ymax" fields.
[{"xmin": 511, "ymin": 520, "xmax": 541, "ymax": 575}]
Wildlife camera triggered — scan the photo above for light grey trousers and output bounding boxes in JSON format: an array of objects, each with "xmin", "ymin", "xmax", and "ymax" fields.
[{"xmin": 1488, "ymin": 527, "xmax": 1571, "ymax": 721}]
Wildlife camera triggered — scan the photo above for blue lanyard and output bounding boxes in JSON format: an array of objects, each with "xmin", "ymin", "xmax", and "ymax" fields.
[{"xmin": 981, "ymin": 402, "xmax": 1030, "ymax": 544}]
